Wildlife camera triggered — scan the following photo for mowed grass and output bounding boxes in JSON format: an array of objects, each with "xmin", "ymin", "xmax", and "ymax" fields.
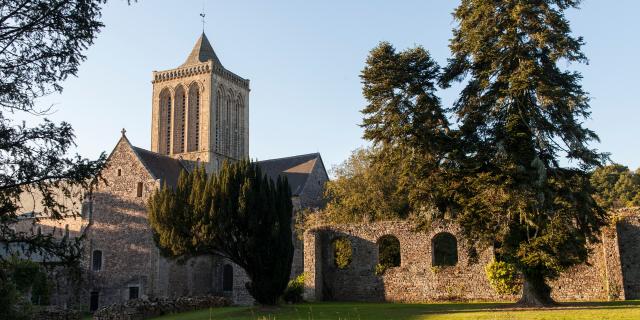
[{"xmin": 149, "ymin": 301, "xmax": 640, "ymax": 320}]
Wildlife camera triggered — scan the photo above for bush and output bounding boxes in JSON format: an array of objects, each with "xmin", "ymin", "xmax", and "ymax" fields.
[
  {"xmin": 485, "ymin": 260, "xmax": 522, "ymax": 295},
  {"xmin": 282, "ymin": 273, "xmax": 305, "ymax": 304},
  {"xmin": 1, "ymin": 256, "xmax": 51, "ymax": 306}
]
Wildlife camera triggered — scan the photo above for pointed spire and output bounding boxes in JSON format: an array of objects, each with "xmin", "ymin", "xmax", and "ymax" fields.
[{"xmin": 181, "ymin": 33, "xmax": 221, "ymax": 67}]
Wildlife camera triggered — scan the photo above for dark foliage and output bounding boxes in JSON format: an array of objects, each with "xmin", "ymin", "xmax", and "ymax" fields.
[
  {"xmin": 0, "ymin": 0, "xmax": 109, "ymax": 265},
  {"xmin": 148, "ymin": 161, "xmax": 294, "ymax": 305}
]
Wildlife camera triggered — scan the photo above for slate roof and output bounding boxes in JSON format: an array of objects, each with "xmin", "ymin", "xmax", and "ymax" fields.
[
  {"xmin": 257, "ymin": 153, "xmax": 323, "ymax": 196},
  {"xmin": 131, "ymin": 146, "xmax": 185, "ymax": 188},
  {"xmin": 181, "ymin": 33, "xmax": 222, "ymax": 67}
]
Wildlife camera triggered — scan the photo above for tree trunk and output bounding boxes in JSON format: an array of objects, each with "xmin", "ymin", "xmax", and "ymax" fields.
[{"xmin": 517, "ymin": 273, "xmax": 555, "ymax": 307}]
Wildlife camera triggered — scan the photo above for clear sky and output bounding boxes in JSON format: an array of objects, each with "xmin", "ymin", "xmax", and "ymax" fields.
[{"xmin": 31, "ymin": 0, "xmax": 640, "ymax": 172}]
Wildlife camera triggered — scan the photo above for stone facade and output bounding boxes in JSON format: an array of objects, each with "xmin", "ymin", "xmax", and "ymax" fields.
[
  {"xmin": 304, "ymin": 212, "xmax": 640, "ymax": 303},
  {"xmin": 83, "ymin": 134, "xmax": 256, "ymax": 309}
]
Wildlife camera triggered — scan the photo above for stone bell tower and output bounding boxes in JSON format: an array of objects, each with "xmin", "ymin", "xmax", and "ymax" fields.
[{"xmin": 150, "ymin": 33, "xmax": 250, "ymax": 173}]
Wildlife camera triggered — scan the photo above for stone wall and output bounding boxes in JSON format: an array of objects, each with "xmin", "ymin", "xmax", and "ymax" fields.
[
  {"xmin": 615, "ymin": 208, "xmax": 640, "ymax": 299},
  {"xmin": 93, "ymin": 295, "xmax": 230, "ymax": 320},
  {"xmin": 304, "ymin": 219, "xmax": 629, "ymax": 302},
  {"xmin": 82, "ymin": 138, "xmax": 255, "ymax": 310},
  {"xmin": 84, "ymin": 138, "xmax": 161, "ymax": 308},
  {"xmin": 291, "ymin": 158, "xmax": 330, "ymax": 277}
]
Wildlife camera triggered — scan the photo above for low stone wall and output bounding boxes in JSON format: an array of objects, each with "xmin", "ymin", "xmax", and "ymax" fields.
[
  {"xmin": 31, "ymin": 307, "xmax": 81, "ymax": 320},
  {"xmin": 93, "ymin": 295, "xmax": 230, "ymax": 320}
]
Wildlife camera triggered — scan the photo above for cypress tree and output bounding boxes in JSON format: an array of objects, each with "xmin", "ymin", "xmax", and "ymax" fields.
[{"xmin": 148, "ymin": 161, "xmax": 293, "ymax": 305}]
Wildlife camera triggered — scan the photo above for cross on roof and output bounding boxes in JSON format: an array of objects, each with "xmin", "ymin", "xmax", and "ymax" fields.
[{"xmin": 121, "ymin": 128, "xmax": 127, "ymax": 136}]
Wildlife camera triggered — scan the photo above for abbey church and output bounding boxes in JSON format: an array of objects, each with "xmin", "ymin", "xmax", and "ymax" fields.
[
  {"xmin": 80, "ymin": 33, "xmax": 328, "ymax": 310},
  {"xmin": 12, "ymin": 32, "xmax": 640, "ymax": 315}
]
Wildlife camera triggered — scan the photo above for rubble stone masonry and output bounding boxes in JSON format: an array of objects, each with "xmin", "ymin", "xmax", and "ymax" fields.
[{"xmin": 304, "ymin": 210, "xmax": 640, "ymax": 302}]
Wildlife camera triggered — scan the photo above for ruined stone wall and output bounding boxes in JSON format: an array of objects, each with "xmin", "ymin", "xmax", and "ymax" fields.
[
  {"xmin": 614, "ymin": 208, "xmax": 640, "ymax": 299},
  {"xmin": 304, "ymin": 220, "xmax": 626, "ymax": 302},
  {"xmin": 291, "ymin": 159, "xmax": 330, "ymax": 278}
]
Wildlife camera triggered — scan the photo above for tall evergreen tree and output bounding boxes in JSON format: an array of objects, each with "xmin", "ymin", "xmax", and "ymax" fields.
[
  {"xmin": 148, "ymin": 161, "xmax": 294, "ymax": 305},
  {"xmin": 440, "ymin": 0, "xmax": 607, "ymax": 305},
  {"xmin": 360, "ymin": 42, "xmax": 454, "ymax": 213}
]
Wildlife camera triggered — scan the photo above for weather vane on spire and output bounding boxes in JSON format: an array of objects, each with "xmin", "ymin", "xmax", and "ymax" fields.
[{"xmin": 200, "ymin": 1, "xmax": 206, "ymax": 32}]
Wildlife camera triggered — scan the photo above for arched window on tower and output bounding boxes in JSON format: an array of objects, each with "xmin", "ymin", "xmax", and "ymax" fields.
[
  {"xmin": 173, "ymin": 86, "xmax": 186, "ymax": 154},
  {"xmin": 159, "ymin": 89, "xmax": 172, "ymax": 155},
  {"xmin": 215, "ymin": 88, "xmax": 223, "ymax": 153},
  {"xmin": 232, "ymin": 95, "xmax": 239, "ymax": 158},
  {"xmin": 187, "ymin": 83, "xmax": 200, "ymax": 152},
  {"xmin": 237, "ymin": 94, "xmax": 245, "ymax": 158},
  {"xmin": 225, "ymin": 90, "xmax": 232, "ymax": 156},
  {"xmin": 238, "ymin": 95, "xmax": 245, "ymax": 158}
]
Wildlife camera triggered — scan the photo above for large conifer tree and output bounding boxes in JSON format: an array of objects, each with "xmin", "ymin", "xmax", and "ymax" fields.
[
  {"xmin": 148, "ymin": 161, "xmax": 293, "ymax": 305},
  {"xmin": 360, "ymin": 42, "xmax": 454, "ymax": 213},
  {"xmin": 439, "ymin": 0, "xmax": 607, "ymax": 305}
]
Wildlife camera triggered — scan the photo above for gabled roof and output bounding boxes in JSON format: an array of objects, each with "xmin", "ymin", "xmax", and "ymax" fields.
[
  {"xmin": 131, "ymin": 146, "xmax": 185, "ymax": 188},
  {"xmin": 181, "ymin": 32, "xmax": 222, "ymax": 67},
  {"xmin": 257, "ymin": 153, "xmax": 325, "ymax": 196},
  {"xmin": 106, "ymin": 133, "xmax": 185, "ymax": 188}
]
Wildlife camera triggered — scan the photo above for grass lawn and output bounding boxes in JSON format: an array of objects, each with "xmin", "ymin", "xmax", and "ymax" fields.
[{"xmin": 149, "ymin": 301, "xmax": 640, "ymax": 320}]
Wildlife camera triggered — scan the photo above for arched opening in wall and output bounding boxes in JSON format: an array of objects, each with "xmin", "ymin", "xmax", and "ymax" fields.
[
  {"xmin": 159, "ymin": 88, "xmax": 172, "ymax": 155},
  {"xmin": 92, "ymin": 250, "xmax": 103, "ymax": 271},
  {"xmin": 136, "ymin": 182, "xmax": 143, "ymax": 197},
  {"xmin": 432, "ymin": 232, "xmax": 458, "ymax": 267},
  {"xmin": 222, "ymin": 264, "xmax": 233, "ymax": 292},
  {"xmin": 331, "ymin": 236, "xmax": 352, "ymax": 269},
  {"xmin": 377, "ymin": 235, "xmax": 400, "ymax": 274},
  {"xmin": 117, "ymin": 168, "xmax": 122, "ymax": 176},
  {"xmin": 173, "ymin": 85, "xmax": 186, "ymax": 154},
  {"xmin": 187, "ymin": 83, "xmax": 200, "ymax": 152},
  {"xmin": 89, "ymin": 291, "xmax": 99, "ymax": 312}
]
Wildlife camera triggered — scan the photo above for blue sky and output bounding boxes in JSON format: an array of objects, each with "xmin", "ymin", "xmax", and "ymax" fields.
[{"xmin": 32, "ymin": 0, "xmax": 640, "ymax": 172}]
